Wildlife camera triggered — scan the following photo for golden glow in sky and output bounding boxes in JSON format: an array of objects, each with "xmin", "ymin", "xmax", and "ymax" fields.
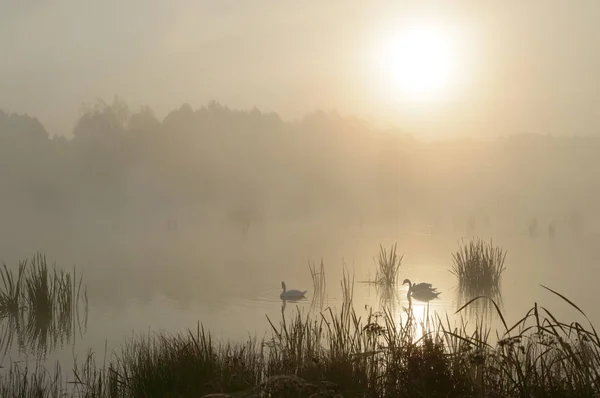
[{"xmin": 373, "ymin": 22, "xmax": 463, "ymax": 103}]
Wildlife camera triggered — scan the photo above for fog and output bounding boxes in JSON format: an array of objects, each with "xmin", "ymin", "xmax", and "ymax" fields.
[
  {"xmin": 1, "ymin": 0, "xmax": 600, "ymax": 382},
  {"xmin": 0, "ymin": 100, "xmax": 598, "ymax": 306},
  {"xmin": 2, "ymin": 1, "xmax": 600, "ymax": 138}
]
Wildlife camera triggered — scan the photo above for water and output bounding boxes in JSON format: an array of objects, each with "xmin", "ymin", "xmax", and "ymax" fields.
[{"xmin": 0, "ymin": 219, "xmax": 597, "ymax": 375}]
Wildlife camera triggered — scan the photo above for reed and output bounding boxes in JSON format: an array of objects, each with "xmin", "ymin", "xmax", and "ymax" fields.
[
  {"xmin": 308, "ymin": 258, "xmax": 326, "ymax": 298},
  {"xmin": 374, "ymin": 243, "xmax": 403, "ymax": 287},
  {"xmin": 0, "ymin": 261, "xmax": 26, "ymax": 317},
  {"xmin": 450, "ymin": 238, "xmax": 507, "ymax": 293},
  {"xmin": 0, "ymin": 360, "xmax": 63, "ymax": 398},
  {"xmin": 115, "ymin": 288, "xmax": 600, "ymax": 397},
  {"xmin": 24, "ymin": 254, "xmax": 55, "ymax": 321},
  {"xmin": 1, "ymin": 282, "xmax": 599, "ymax": 397},
  {"xmin": 340, "ymin": 260, "xmax": 354, "ymax": 304},
  {"xmin": 0, "ymin": 253, "xmax": 88, "ymax": 357},
  {"xmin": 111, "ymin": 325, "xmax": 262, "ymax": 397}
]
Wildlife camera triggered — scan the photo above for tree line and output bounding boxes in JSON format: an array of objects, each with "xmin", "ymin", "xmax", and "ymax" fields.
[{"xmin": 1, "ymin": 97, "xmax": 599, "ymax": 237}]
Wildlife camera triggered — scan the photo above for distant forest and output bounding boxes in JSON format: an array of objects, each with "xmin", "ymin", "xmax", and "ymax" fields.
[{"xmin": 1, "ymin": 97, "xmax": 599, "ymax": 240}]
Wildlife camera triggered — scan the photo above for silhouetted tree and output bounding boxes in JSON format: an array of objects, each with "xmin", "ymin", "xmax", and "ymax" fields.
[{"xmin": 0, "ymin": 96, "xmax": 599, "ymax": 245}]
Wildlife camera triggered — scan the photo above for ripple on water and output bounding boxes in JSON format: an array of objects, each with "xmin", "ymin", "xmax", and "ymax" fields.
[{"xmin": 224, "ymin": 288, "xmax": 314, "ymax": 311}]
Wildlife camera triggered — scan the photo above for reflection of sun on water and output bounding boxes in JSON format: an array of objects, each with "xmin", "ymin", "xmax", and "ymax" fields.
[
  {"xmin": 388, "ymin": 299, "xmax": 438, "ymax": 344},
  {"xmin": 410, "ymin": 301, "xmax": 433, "ymax": 341}
]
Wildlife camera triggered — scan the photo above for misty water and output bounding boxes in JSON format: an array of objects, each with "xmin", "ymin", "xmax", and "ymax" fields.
[{"xmin": 0, "ymin": 214, "xmax": 596, "ymax": 372}]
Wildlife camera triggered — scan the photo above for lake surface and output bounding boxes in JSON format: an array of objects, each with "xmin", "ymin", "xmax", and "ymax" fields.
[{"xmin": 0, "ymin": 218, "xmax": 596, "ymax": 375}]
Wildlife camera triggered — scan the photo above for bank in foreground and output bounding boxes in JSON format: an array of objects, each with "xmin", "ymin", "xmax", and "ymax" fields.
[{"xmin": 1, "ymin": 287, "xmax": 599, "ymax": 397}]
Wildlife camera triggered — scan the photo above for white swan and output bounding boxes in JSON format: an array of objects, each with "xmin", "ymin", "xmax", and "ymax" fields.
[
  {"xmin": 402, "ymin": 278, "xmax": 437, "ymax": 292},
  {"xmin": 403, "ymin": 278, "xmax": 440, "ymax": 302},
  {"xmin": 410, "ymin": 287, "xmax": 441, "ymax": 302},
  {"xmin": 280, "ymin": 281, "xmax": 307, "ymax": 299}
]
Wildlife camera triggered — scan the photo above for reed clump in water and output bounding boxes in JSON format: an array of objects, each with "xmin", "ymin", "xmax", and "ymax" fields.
[
  {"xmin": 3, "ymin": 285, "xmax": 600, "ymax": 397},
  {"xmin": 0, "ymin": 261, "xmax": 27, "ymax": 317},
  {"xmin": 374, "ymin": 243, "xmax": 403, "ymax": 287},
  {"xmin": 450, "ymin": 238, "xmax": 507, "ymax": 294},
  {"xmin": 0, "ymin": 253, "xmax": 88, "ymax": 356},
  {"xmin": 0, "ymin": 253, "xmax": 86, "ymax": 318}
]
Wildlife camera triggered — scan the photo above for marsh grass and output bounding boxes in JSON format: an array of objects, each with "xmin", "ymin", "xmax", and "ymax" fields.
[
  {"xmin": 451, "ymin": 238, "xmax": 507, "ymax": 294},
  {"xmin": 107, "ymin": 325, "xmax": 262, "ymax": 397},
  {"xmin": 116, "ymin": 286, "xmax": 600, "ymax": 397},
  {"xmin": 374, "ymin": 243, "xmax": 403, "ymax": 287},
  {"xmin": 0, "ymin": 353, "xmax": 112, "ymax": 398},
  {"xmin": 0, "ymin": 261, "xmax": 26, "ymax": 317},
  {"xmin": 0, "ymin": 253, "xmax": 87, "ymax": 357},
  {"xmin": 454, "ymin": 286, "xmax": 600, "ymax": 397},
  {"xmin": 376, "ymin": 282, "xmax": 398, "ymax": 310},
  {"xmin": 0, "ymin": 360, "xmax": 63, "ymax": 398},
  {"xmin": 308, "ymin": 258, "xmax": 326, "ymax": 299},
  {"xmin": 340, "ymin": 260, "xmax": 354, "ymax": 304},
  {"xmin": 2, "ymin": 281, "xmax": 600, "ymax": 397},
  {"xmin": 308, "ymin": 258, "xmax": 327, "ymax": 312}
]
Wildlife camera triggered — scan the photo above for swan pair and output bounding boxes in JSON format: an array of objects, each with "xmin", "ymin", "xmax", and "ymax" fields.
[
  {"xmin": 402, "ymin": 278, "xmax": 441, "ymax": 301},
  {"xmin": 280, "ymin": 281, "xmax": 307, "ymax": 300}
]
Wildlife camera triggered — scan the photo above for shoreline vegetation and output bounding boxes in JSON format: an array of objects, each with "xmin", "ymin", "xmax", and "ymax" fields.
[
  {"xmin": 0, "ymin": 253, "xmax": 88, "ymax": 359},
  {"xmin": 0, "ymin": 246, "xmax": 599, "ymax": 397},
  {"xmin": 0, "ymin": 243, "xmax": 600, "ymax": 398},
  {"xmin": 0, "ymin": 288, "xmax": 598, "ymax": 397}
]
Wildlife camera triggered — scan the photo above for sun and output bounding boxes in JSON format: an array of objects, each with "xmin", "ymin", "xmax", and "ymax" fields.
[{"xmin": 373, "ymin": 24, "xmax": 461, "ymax": 102}]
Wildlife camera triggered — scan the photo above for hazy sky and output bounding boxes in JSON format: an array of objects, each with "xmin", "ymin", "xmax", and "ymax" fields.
[{"xmin": 1, "ymin": 0, "xmax": 599, "ymax": 138}]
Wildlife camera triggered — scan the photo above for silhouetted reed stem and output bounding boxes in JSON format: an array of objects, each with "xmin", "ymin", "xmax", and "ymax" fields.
[
  {"xmin": 375, "ymin": 243, "xmax": 403, "ymax": 287},
  {"xmin": 450, "ymin": 238, "xmax": 506, "ymax": 294}
]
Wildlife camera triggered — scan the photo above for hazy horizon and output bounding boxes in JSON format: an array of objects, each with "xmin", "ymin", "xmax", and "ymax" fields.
[
  {"xmin": 2, "ymin": 1, "xmax": 600, "ymax": 138},
  {"xmin": 3, "ymin": 3, "xmax": 600, "ymax": 394}
]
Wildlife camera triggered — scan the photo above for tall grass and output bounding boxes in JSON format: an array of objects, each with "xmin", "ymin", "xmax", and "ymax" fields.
[
  {"xmin": 340, "ymin": 260, "xmax": 354, "ymax": 305},
  {"xmin": 450, "ymin": 238, "xmax": 507, "ymax": 294},
  {"xmin": 0, "ymin": 353, "xmax": 112, "ymax": 398},
  {"xmin": 0, "ymin": 253, "xmax": 88, "ymax": 357},
  {"xmin": 375, "ymin": 282, "xmax": 398, "ymax": 311},
  {"xmin": 308, "ymin": 258, "xmax": 326, "ymax": 311},
  {"xmin": 0, "ymin": 361, "xmax": 63, "ymax": 398},
  {"xmin": 308, "ymin": 258, "xmax": 326, "ymax": 298},
  {"xmin": 374, "ymin": 243, "xmax": 403, "ymax": 287},
  {"xmin": 1, "ymin": 285, "xmax": 600, "ymax": 397},
  {"xmin": 109, "ymin": 326, "xmax": 262, "ymax": 397},
  {"xmin": 0, "ymin": 261, "xmax": 26, "ymax": 317}
]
